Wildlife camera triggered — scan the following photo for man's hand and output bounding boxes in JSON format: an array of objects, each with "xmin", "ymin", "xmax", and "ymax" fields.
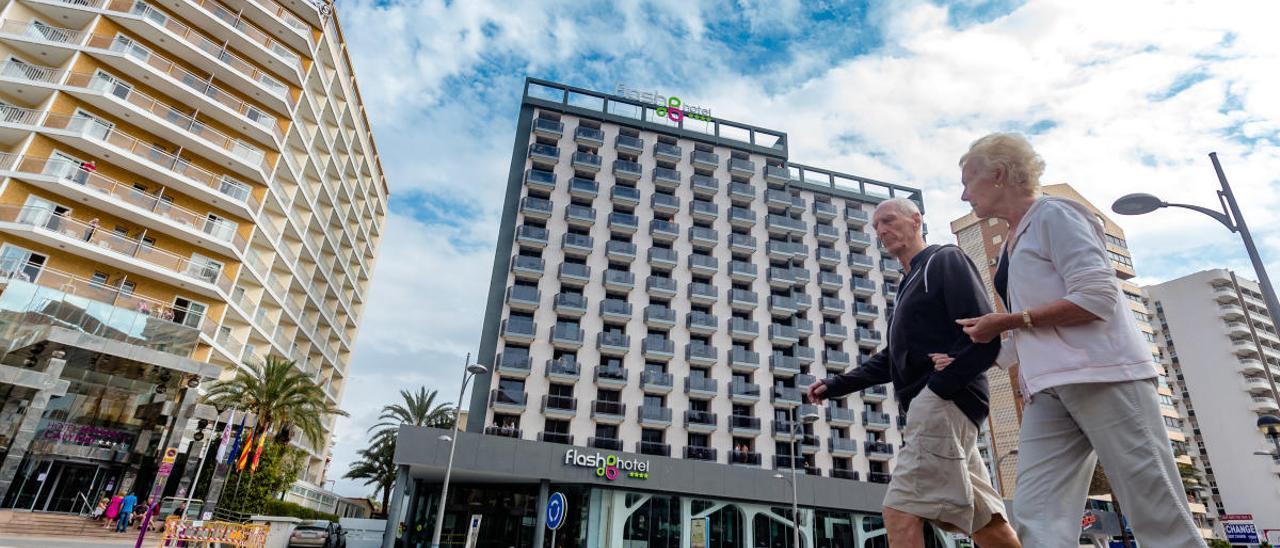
[
  {"xmin": 807, "ymin": 379, "xmax": 828, "ymax": 405},
  {"xmin": 929, "ymin": 352, "xmax": 954, "ymax": 371},
  {"xmin": 957, "ymin": 312, "xmax": 1018, "ymax": 343}
]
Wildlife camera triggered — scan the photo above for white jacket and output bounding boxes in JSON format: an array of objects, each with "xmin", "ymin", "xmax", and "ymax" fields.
[{"xmin": 997, "ymin": 196, "xmax": 1157, "ymax": 397}]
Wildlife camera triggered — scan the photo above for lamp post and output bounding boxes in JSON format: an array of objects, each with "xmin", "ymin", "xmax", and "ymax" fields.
[
  {"xmin": 429, "ymin": 353, "xmax": 488, "ymax": 548},
  {"xmin": 1112, "ymin": 153, "xmax": 1280, "ymax": 332},
  {"xmin": 774, "ymin": 405, "xmax": 821, "ymax": 548},
  {"xmin": 991, "ymin": 448, "xmax": 1019, "ymax": 499}
]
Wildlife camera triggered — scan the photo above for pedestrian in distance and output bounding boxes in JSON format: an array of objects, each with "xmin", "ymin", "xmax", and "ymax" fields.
[
  {"xmin": 115, "ymin": 491, "xmax": 137, "ymax": 533},
  {"xmin": 807, "ymin": 197, "xmax": 1021, "ymax": 548},
  {"xmin": 938, "ymin": 132, "xmax": 1206, "ymax": 547},
  {"xmin": 103, "ymin": 492, "xmax": 123, "ymax": 528}
]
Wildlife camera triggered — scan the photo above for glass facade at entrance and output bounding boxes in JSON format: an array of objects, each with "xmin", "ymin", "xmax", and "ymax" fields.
[{"xmin": 404, "ymin": 481, "xmax": 966, "ymax": 548}]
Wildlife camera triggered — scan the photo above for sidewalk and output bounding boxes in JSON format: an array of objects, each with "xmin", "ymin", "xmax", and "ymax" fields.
[{"xmin": 0, "ymin": 536, "xmax": 143, "ymax": 548}]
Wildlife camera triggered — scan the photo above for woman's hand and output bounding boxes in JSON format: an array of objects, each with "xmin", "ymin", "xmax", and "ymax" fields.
[
  {"xmin": 956, "ymin": 312, "xmax": 1019, "ymax": 343},
  {"xmin": 929, "ymin": 353, "xmax": 954, "ymax": 371}
]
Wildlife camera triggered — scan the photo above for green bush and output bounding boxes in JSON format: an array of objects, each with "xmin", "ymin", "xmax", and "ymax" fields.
[
  {"xmin": 261, "ymin": 498, "xmax": 338, "ymax": 522},
  {"xmin": 1208, "ymin": 539, "xmax": 1231, "ymax": 548}
]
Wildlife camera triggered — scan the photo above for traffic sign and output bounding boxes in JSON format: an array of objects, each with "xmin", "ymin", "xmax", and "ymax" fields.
[
  {"xmin": 1225, "ymin": 522, "xmax": 1260, "ymax": 544},
  {"xmin": 546, "ymin": 492, "xmax": 567, "ymax": 531}
]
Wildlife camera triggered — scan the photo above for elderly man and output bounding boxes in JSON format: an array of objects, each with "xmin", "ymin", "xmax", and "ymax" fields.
[{"xmin": 808, "ymin": 198, "xmax": 1020, "ymax": 547}]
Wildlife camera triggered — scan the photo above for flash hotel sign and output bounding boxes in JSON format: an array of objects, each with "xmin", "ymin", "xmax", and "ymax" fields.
[{"xmin": 616, "ymin": 84, "xmax": 713, "ymax": 123}]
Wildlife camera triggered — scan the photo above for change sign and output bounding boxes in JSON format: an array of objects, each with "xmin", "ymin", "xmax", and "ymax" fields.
[{"xmin": 1225, "ymin": 522, "xmax": 1260, "ymax": 544}]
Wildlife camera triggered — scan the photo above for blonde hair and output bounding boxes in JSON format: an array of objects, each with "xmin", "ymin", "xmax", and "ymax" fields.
[{"xmin": 959, "ymin": 133, "xmax": 1045, "ymax": 195}]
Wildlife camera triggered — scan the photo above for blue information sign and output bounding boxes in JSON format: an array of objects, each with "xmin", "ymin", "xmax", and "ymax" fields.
[
  {"xmin": 1225, "ymin": 522, "xmax": 1260, "ymax": 544},
  {"xmin": 546, "ymin": 492, "xmax": 567, "ymax": 531}
]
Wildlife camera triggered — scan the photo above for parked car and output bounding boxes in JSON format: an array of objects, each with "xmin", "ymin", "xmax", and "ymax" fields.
[{"xmin": 289, "ymin": 520, "xmax": 346, "ymax": 548}]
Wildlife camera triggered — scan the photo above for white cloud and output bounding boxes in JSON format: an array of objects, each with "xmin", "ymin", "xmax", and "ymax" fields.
[{"xmin": 326, "ymin": 0, "xmax": 1280, "ymax": 495}]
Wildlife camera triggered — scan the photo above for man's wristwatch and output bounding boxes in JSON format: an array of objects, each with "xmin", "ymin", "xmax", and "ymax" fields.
[{"xmin": 1020, "ymin": 310, "xmax": 1034, "ymax": 329}]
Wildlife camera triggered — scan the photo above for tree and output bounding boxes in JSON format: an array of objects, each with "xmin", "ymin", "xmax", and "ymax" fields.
[
  {"xmin": 219, "ymin": 443, "xmax": 306, "ymax": 516},
  {"xmin": 369, "ymin": 387, "xmax": 454, "ymax": 447},
  {"xmin": 204, "ymin": 355, "xmax": 349, "ymax": 448},
  {"xmin": 344, "ymin": 437, "xmax": 396, "ymax": 516}
]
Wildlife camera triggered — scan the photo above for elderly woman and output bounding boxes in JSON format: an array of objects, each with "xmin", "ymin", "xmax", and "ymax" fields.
[{"xmin": 942, "ymin": 133, "xmax": 1204, "ymax": 547}]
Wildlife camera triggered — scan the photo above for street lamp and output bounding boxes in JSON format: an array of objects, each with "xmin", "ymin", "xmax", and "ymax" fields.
[
  {"xmin": 774, "ymin": 406, "xmax": 820, "ymax": 548},
  {"xmin": 429, "ymin": 353, "xmax": 488, "ymax": 548},
  {"xmin": 1111, "ymin": 153, "xmax": 1280, "ymax": 332},
  {"xmin": 992, "ymin": 449, "xmax": 1019, "ymax": 499}
]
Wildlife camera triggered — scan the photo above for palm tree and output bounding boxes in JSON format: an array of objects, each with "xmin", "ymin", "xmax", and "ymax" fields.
[
  {"xmin": 368, "ymin": 387, "xmax": 454, "ymax": 447},
  {"xmin": 344, "ymin": 437, "xmax": 396, "ymax": 515},
  {"xmin": 204, "ymin": 355, "xmax": 348, "ymax": 448}
]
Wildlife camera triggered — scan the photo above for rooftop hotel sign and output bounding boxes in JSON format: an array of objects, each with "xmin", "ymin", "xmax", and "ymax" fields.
[
  {"xmin": 564, "ymin": 448, "xmax": 650, "ymax": 480},
  {"xmin": 616, "ymin": 84, "xmax": 713, "ymax": 123}
]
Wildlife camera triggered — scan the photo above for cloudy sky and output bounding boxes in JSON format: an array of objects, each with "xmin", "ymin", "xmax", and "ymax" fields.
[{"xmin": 323, "ymin": 0, "xmax": 1280, "ymax": 497}]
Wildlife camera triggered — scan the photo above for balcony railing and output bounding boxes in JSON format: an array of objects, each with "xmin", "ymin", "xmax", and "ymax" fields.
[
  {"xmin": 0, "ymin": 19, "xmax": 84, "ymax": 45},
  {"xmin": 42, "ymin": 112, "xmax": 259, "ymax": 211},
  {"xmin": 0, "ymin": 264, "xmax": 204, "ymax": 356},
  {"xmin": 0, "ymin": 154, "xmax": 247, "ymax": 252},
  {"xmin": 191, "ymin": 0, "xmax": 302, "ymax": 69},
  {"xmin": 245, "ymin": 0, "xmax": 310, "ymax": 41},
  {"xmin": 0, "ymin": 205, "xmax": 233, "ymax": 292}
]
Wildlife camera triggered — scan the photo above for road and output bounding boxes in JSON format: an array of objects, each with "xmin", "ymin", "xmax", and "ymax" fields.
[{"xmin": 0, "ymin": 535, "xmax": 146, "ymax": 548}]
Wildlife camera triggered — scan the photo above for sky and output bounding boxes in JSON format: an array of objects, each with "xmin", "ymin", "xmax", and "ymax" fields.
[{"xmin": 323, "ymin": 0, "xmax": 1280, "ymax": 498}]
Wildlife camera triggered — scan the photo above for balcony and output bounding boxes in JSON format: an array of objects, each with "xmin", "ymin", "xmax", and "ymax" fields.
[
  {"xmin": 730, "ymin": 451, "xmax": 761, "ymax": 466},
  {"xmin": 590, "ymin": 436, "xmax": 623, "ymax": 450},
  {"xmin": 608, "ymin": 212, "xmax": 639, "ymax": 235},
  {"xmin": 863, "ymin": 410, "xmax": 891, "ymax": 430},
  {"xmin": 616, "ymin": 134, "xmax": 644, "ymax": 154},
  {"xmin": 824, "ymin": 350, "xmax": 852, "ymax": 371},
  {"xmin": 613, "ymin": 159, "xmax": 642, "ymax": 181},
  {"xmin": 831, "ymin": 468, "xmax": 859, "ymax": 481},
  {"xmin": 764, "ymin": 164, "xmax": 791, "ymax": 185},
  {"xmin": 591, "ymin": 400, "xmax": 627, "ymax": 423},
  {"xmin": 767, "ymin": 267, "xmax": 793, "ymax": 289},
  {"xmin": 564, "ymin": 204, "xmax": 596, "ymax": 228},
  {"xmin": 639, "ymin": 405, "xmax": 673, "ymax": 426},
  {"xmin": 574, "ymin": 125, "xmax": 604, "ymax": 146},
  {"xmin": 684, "ymin": 410, "xmax": 718, "ymax": 434},
  {"xmin": 638, "ymin": 441, "xmax": 671, "ymax": 457},
  {"xmin": 646, "ymin": 276, "xmax": 677, "ymax": 298},
  {"xmin": 846, "ymin": 208, "xmax": 869, "ymax": 227},
  {"xmin": 611, "ymin": 185, "xmax": 641, "ymax": 207},
  {"xmin": 881, "ymin": 258, "xmax": 903, "ymax": 278},
  {"xmin": 538, "ymin": 432, "xmax": 573, "ymax": 445},
  {"xmin": 687, "ymin": 311, "xmax": 719, "ymax": 334},
  {"xmin": 729, "ymin": 318, "xmax": 759, "ymax": 341},
  {"xmin": 730, "ymin": 349, "xmax": 760, "ymax": 373},
  {"xmin": 729, "ymin": 182, "xmax": 755, "ymax": 203},
  {"xmin": 689, "ymin": 282, "xmax": 718, "ymax": 304},
  {"xmin": 1250, "ymin": 396, "xmax": 1280, "ymax": 413},
  {"xmin": 1242, "ymin": 376, "xmax": 1271, "ymax": 393},
  {"xmin": 815, "ymin": 224, "xmax": 840, "ymax": 243},
  {"xmin": 653, "ymin": 166, "xmax": 681, "ymax": 190},
  {"xmin": 606, "ymin": 240, "xmax": 637, "ymax": 262},
  {"xmin": 540, "ymin": 395, "xmax": 577, "ymax": 418},
  {"xmin": 691, "ymin": 150, "xmax": 719, "ymax": 169},
  {"xmin": 863, "ymin": 385, "xmax": 889, "ymax": 402},
  {"xmin": 865, "ymin": 442, "xmax": 895, "ymax": 460},
  {"xmin": 868, "ymin": 472, "xmax": 892, "ymax": 483},
  {"xmin": 685, "ymin": 376, "xmax": 718, "ymax": 399},
  {"xmin": 729, "ymin": 288, "xmax": 758, "ymax": 311},
  {"xmin": 1239, "ymin": 357, "xmax": 1266, "ymax": 375},
  {"xmin": 598, "ymin": 331, "xmax": 631, "ymax": 356},
  {"xmin": 489, "ymin": 389, "xmax": 527, "ymax": 411},
  {"xmin": 505, "ymin": 285, "xmax": 540, "ymax": 312},
  {"xmin": 770, "ymin": 354, "xmax": 802, "ymax": 377},
  {"xmin": 772, "ymin": 386, "xmax": 802, "ymax": 407},
  {"xmin": 854, "ymin": 302, "xmax": 879, "ymax": 320},
  {"xmin": 826, "ymin": 405, "xmax": 855, "ymax": 425},
  {"xmin": 562, "ymin": 233, "xmax": 593, "ymax": 257},
  {"xmin": 686, "ymin": 342, "xmax": 718, "ymax": 366},
  {"xmin": 604, "ymin": 269, "xmax": 635, "ymax": 291},
  {"xmin": 689, "ymin": 226, "xmax": 718, "ymax": 249},
  {"xmin": 524, "ymin": 168, "xmax": 556, "ymax": 192},
  {"xmin": 1226, "ymin": 321, "xmax": 1251, "ymax": 338},
  {"xmin": 817, "ymin": 271, "xmax": 844, "ymax": 291},
  {"xmin": 520, "ymin": 196, "xmax": 553, "ymax": 220},
  {"xmin": 771, "ymin": 420, "xmax": 799, "ymax": 441},
  {"xmin": 729, "ymin": 415, "xmax": 762, "ymax": 435},
  {"xmin": 557, "ymin": 263, "xmax": 591, "ymax": 287},
  {"xmin": 570, "ymin": 151, "xmax": 602, "ymax": 173},
  {"xmin": 650, "ymin": 219, "xmax": 679, "ymax": 243},
  {"xmin": 546, "ymin": 358, "xmax": 580, "ymax": 382},
  {"xmin": 851, "ymin": 277, "xmax": 877, "ymax": 297},
  {"xmin": 800, "ymin": 434, "xmax": 821, "ymax": 454},
  {"xmin": 768, "ymin": 295, "xmax": 797, "ymax": 316},
  {"xmin": 641, "ymin": 370, "xmax": 674, "ymax": 394},
  {"xmin": 819, "ymin": 297, "xmax": 844, "ymax": 317},
  {"xmin": 600, "ymin": 298, "xmax": 632, "ymax": 324},
  {"xmin": 769, "ymin": 324, "xmax": 799, "ymax": 346},
  {"xmin": 650, "ymin": 192, "xmax": 680, "ymax": 214},
  {"xmin": 1220, "ymin": 303, "xmax": 1245, "ymax": 320},
  {"xmin": 0, "ymin": 269, "xmax": 203, "ymax": 358},
  {"xmin": 528, "ymin": 142, "xmax": 560, "ymax": 166},
  {"xmin": 532, "ymin": 117, "xmax": 563, "ymax": 138},
  {"xmin": 484, "ymin": 426, "xmax": 521, "ymax": 439},
  {"xmin": 654, "ymin": 142, "xmax": 682, "ymax": 162},
  {"xmin": 551, "ymin": 323, "xmax": 584, "ymax": 350},
  {"xmin": 856, "ymin": 328, "xmax": 884, "ymax": 348},
  {"xmin": 1232, "ymin": 338, "xmax": 1258, "ymax": 356},
  {"xmin": 847, "ymin": 230, "xmax": 872, "ymax": 250},
  {"xmin": 691, "ymin": 174, "xmax": 719, "ymax": 198},
  {"xmin": 728, "ymin": 157, "xmax": 755, "ymax": 176},
  {"xmin": 690, "ymin": 199, "xmax": 718, "ymax": 222},
  {"xmin": 821, "ymin": 323, "xmax": 848, "ymax": 342},
  {"xmin": 500, "ymin": 317, "xmax": 536, "ymax": 343},
  {"xmin": 815, "ymin": 248, "xmax": 840, "ymax": 267},
  {"xmin": 684, "ymin": 446, "xmax": 717, "ymax": 462},
  {"xmin": 791, "ymin": 268, "xmax": 811, "ymax": 287},
  {"xmin": 510, "ymin": 255, "xmax": 544, "ymax": 280},
  {"xmin": 645, "ymin": 305, "xmax": 677, "ymax": 328},
  {"xmin": 642, "ymin": 336, "xmax": 675, "ymax": 361},
  {"xmin": 688, "ymin": 253, "xmax": 718, "ymax": 276}
]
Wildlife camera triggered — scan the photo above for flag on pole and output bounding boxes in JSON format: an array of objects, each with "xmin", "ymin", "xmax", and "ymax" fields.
[
  {"xmin": 215, "ymin": 409, "xmax": 236, "ymax": 463},
  {"xmin": 250, "ymin": 430, "xmax": 267, "ymax": 473},
  {"xmin": 225, "ymin": 413, "xmax": 248, "ymax": 466},
  {"xmin": 236, "ymin": 426, "xmax": 255, "ymax": 471}
]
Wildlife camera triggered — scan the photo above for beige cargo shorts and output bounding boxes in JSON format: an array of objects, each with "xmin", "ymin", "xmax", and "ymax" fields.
[{"xmin": 882, "ymin": 387, "xmax": 1007, "ymax": 534}]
